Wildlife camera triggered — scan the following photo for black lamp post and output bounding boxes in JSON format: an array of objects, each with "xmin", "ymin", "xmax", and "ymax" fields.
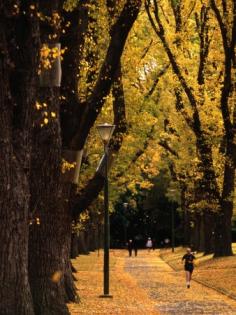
[
  {"xmin": 169, "ymin": 189, "xmax": 176, "ymax": 253},
  {"xmin": 123, "ymin": 202, "xmax": 128, "ymax": 244},
  {"xmin": 97, "ymin": 123, "xmax": 115, "ymax": 298},
  {"xmin": 171, "ymin": 202, "xmax": 175, "ymax": 253}
]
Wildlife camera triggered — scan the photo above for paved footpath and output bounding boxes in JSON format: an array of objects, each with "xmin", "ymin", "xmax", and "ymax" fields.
[{"xmin": 125, "ymin": 251, "xmax": 236, "ymax": 315}]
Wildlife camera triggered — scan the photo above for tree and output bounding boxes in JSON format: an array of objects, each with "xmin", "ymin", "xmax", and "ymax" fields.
[{"xmin": 0, "ymin": 1, "xmax": 40, "ymax": 313}]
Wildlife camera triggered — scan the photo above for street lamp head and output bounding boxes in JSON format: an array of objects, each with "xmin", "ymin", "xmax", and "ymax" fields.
[
  {"xmin": 168, "ymin": 188, "xmax": 177, "ymax": 197},
  {"xmin": 123, "ymin": 202, "xmax": 128, "ymax": 209},
  {"xmin": 96, "ymin": 123, "xmax": 116, "ymax": 144}
]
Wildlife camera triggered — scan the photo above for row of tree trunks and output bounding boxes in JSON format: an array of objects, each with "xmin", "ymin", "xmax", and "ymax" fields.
[
  {"xmin": 165, "ymin": 140, "xmax": 218, "ymax": 254},
  {"xmin": 71, "ymin": 226, "xmax": 100, "ymax": 259},
  {"xmin": 185, "ymin": 210, "xmax": 215, "ymax": 254},
  {"xmin": 71, "ymin": 232, "xmax": 80, "ymax": 259},
  {"xmin": 73, "ymin": 226, "xmax": 102, "ymax": 257},
  {"xmin": 189, "ymin": 213, "xmax": 214, "ymax": 254},
  {"xmin": 146, "ymin": 0, "xmax": 235, "ymax": 257}
]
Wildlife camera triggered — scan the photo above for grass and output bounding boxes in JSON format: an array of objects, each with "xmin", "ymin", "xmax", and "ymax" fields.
[{"xmin": 160, "ymin": 243, "xmax": 236, "ymax": 299}]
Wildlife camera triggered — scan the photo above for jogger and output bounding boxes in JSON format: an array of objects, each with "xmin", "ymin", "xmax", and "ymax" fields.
[{"xmin": 182, "ymin": 248, "xmax": 196, "ymax": 288}]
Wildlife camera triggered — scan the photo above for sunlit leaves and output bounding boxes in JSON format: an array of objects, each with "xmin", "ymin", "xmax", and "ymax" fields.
[
  {"xmin": 63, "ymin": 0, "xmax": 80, "ymax": 12},
  {"xmin": 61, "ymin": 159, "xmax": 76, "ymax": 174},
  {"xmin": 39, "ymin": 45, "xmax": 66, "ymax": 73},
  {"xmin": 35, "ymin": 101, "xmax": 57, "ymax": 127}
]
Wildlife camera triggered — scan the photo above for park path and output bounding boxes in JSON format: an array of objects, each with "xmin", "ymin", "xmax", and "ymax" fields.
[{"xmin": 125, "ymin": 250, "xmax": 236, "ymax": 314}]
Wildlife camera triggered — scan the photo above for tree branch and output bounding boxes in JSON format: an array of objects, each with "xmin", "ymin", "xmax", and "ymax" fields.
[
  {"xmin": 71, "ymin": 1, "xmax": 129, "ymax": 217},
  {"xmin": 70, "ymin": 0, "xmax": 142, "ymax": 151},
  {"xmin": 145, "ymin": 63, "xmax": 169, "ymax": 98},
  {"xmin": 71, "ymin": 62, "xmax": 127, "ymax": 217},
  {"xmin": 211, "ymin": 0, "xmax": 233, "ymax": 135},
  {"xmin": 115, "ymin": 123, "xmax": 156, "ymax": 180},
  {"xmin": 158, "ymin": 140, "xmax": 179, "ymax": 158},
  {"xmin": 210, "ymin": 0, "xmax": 229, "ymax": 53},
  {"xmin": 195, "ymin": 5, "xmax": 210, "ymax": 85},
  {"xmin": 145, "ymin": 0, "xmax": 198, "ymax": 111}
]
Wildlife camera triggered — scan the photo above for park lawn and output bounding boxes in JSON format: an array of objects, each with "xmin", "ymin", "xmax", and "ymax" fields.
[
  {"xmin": 160, "ymin": 244, "xmax": 236, "ymax": 299},
  {"xmin": 68, "ymin": 250, "xmax": 159, "ymax": 315}
]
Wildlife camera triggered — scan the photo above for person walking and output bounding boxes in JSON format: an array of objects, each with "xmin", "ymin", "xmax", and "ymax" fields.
[
  {"xmin": 152, "ymin": 238, "xmax": 156, "ymax": 251},
  {"xmin": 133, "ymin": 238, "xmax": 138, "ymax": 256},
  {"xmin": 127, "ymin": 239, "xmax": 133, "ymax": 257},
  {"xmin": 182, "ymin": 248, "xmax": 196, "ymax": 288},
  {"xmin": 146, "ymin": 237, "xmax": 153, "ymax": 252}
]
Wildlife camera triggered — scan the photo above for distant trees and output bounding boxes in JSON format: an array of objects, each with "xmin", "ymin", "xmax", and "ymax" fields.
[
  {"xmin": 80, "ymin": 0, "xmax": 235, "ymax": 258},
  {"xmin": 0, "ymin": 0, "xmax": 141, "ymax": 314},
  {"xmin": 145, "ymin": 0, "xmax": 235, "ymax": 256}
]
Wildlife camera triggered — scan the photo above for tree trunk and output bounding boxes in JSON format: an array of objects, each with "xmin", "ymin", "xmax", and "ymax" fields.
[
  {"xmin": 0, "ymin": 156, "xmax": 34, "ymax": 315},
  {"xmin": 184, "ymin": 209, "xmax": 191, "ymax": 246},
  {"xmin": 198, "ymin": 214, "xmax": 205, "ymax": 252},
  {"xmin": 189, "ymin": 218, "xmax": 196, "ymax": 251},
  {"xmin": 180, "ymin": 188, "xmax": 190, "ymax": 246},
  {"xmin": 78, "ymin": 231, "xmax": 89, "ymax": 254},
  {"xmin": 71, "ymin": 232, "xmax": 79, "ymax": 259},
  {"xmin": 89, "ymin": 228, "xmax": 97, "ymax": 251},
  {"xmin": 192, "ymin": 216, "xmax": 200, "ymax": 251},
  {"xmin": 0, "ymin": 3, "xmax": 39, "ymax": 313},
  {"xmin": 214, "ymin": 210, "xmax": 233, "ymax": 257},
  {"xmin": 214, "ymin": 153, "xmax": 234, "ymax": 256},
  {"xmin": 29, "ymin": 211, "xmax": 71, "ymax": 315},
  {"xmin": 28, "ymin": 88, "xmax": 77, "ymax": 315},
  {"xmin": 29, "ymin": 88, "xmax": 69, "ymax": 315},
  {"xmin": 28, "ymin": 1, "xmax": 79, "ymax": 312},
  {"xmin": 203, "ymin": 211, "xmax": 215, "ymax": 255},
  {"xmin": 214, "ymin": 209, "xmax": 233, "ymax": 257}
]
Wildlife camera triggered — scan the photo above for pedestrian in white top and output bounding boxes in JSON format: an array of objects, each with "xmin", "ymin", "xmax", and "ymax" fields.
[{"xmin": 146, "ymin": 237, "xmax": 152, "ymax": 252}]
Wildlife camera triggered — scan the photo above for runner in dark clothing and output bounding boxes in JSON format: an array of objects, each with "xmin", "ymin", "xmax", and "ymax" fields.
[
  {"xmin": 133, "ymin": 239, "xmax": 138, "ymax": 256},
  {"xmin": 182, "ymin": 248, "xmax": 196, "ymax": 288},
  {"xmin": 127, "ymin": 239, "xmax": 133, "ymax": 257}
]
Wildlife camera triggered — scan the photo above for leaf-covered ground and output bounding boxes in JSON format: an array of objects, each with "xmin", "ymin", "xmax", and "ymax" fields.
[
  {"xmin": 160, "ymin": 244, "xmax": 236, "ymax": 300},
  {"xmin": 68, "ymin": 248, "xmax": 236, "ymax": 314},
  {"xmin": 68, "ymin": 250, "xmax": 158, "ymax": 314}
]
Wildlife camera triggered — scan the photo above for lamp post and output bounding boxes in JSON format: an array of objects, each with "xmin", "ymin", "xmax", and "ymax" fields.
[
  {"xmin": 123, "ymin": 202, "xmax": 128, "ymax": 244},
  {"xmin": 97, "ymin": 123, "xmax": 115, "ymax": 298},
  {"xmin": 171, "ymin": 202, "xmax": 175, "ymax": 253},
  {"xmin": 169, "ymin": 189, "xmax": 176, "ymax": 253}
]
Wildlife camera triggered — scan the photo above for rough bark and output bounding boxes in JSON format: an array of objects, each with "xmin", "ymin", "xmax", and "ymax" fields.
[
  {"xmin": 78, "ymin": 231, "xmax": 89, "ymax": 254},
  {"xmin": 203, "ymin": 211, "xmax": 215, "ymax": 254},
  {"xmin": 195, "ymin": 214, "xmax": 201, "ymax": 251},
  {"xmin": 71, "ymin": 232, "xmax": 79, "ymax": 259},
  {"xmin": 198, "ymin": 214, "xmax": 205, "ymax": 252},
  {"xmin": 180, "ymin": 187, "xmax": 191, "ymax": 246},
  {"xmin": 29, "ymin": 88, "xmax": 73, "ymax": 315},
  {"xmin": 60, "ymin": 1, "xmax": 90, "ymax": 146},
  {"xmin": 0, "ymin": 2, "xmax": 39, "ymax": 314},
  {"xmin": 28, "ymin": 1, "xmax": 78, "ymax": 313}
]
